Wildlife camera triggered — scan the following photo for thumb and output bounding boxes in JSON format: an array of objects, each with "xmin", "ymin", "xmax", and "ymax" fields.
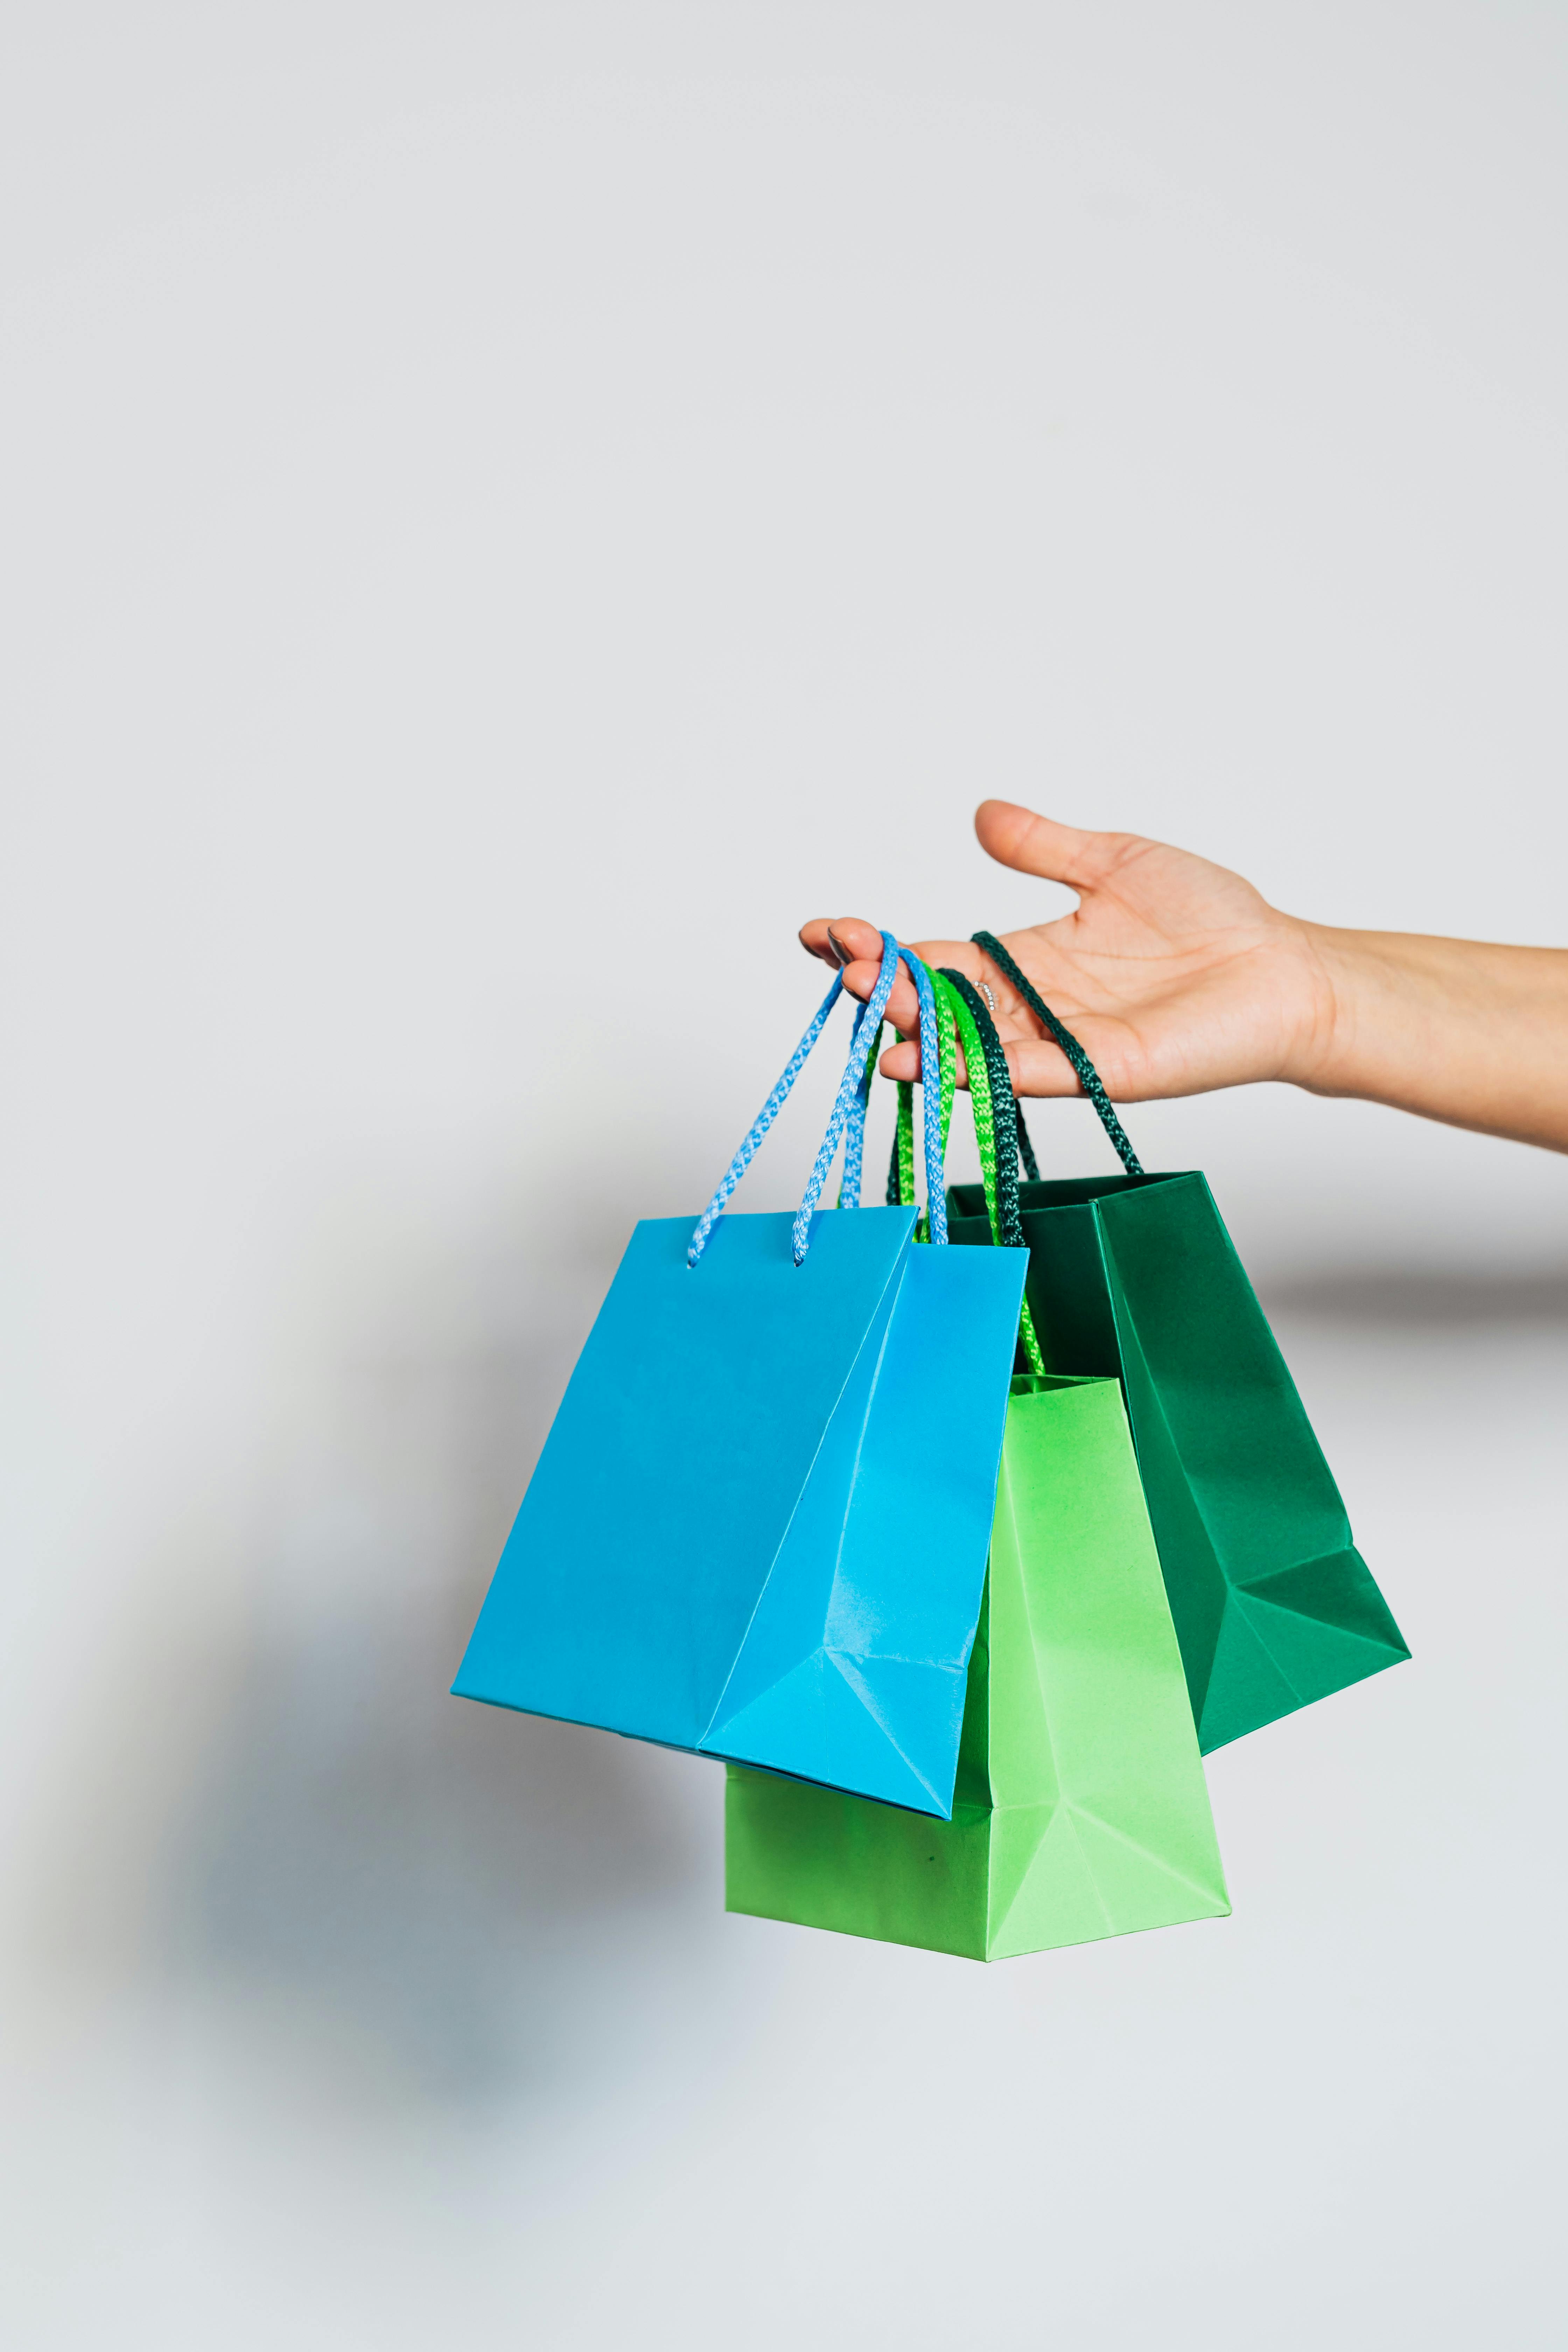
[{"xmin": 974, "ymin": 799, "xmax": 1121, "ymax": 891}]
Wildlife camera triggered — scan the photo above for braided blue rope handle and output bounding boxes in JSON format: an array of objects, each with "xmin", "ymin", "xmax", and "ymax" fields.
[
  {"xmin": 686, "ymin": 970, "xmax": 845, "ymax": 1267},
  {"xmin": 838, "ymin": 950, "xmax": 947, "ymax": 1242},
  {"xmin": 687, "ymin": 932, "xmax": 945, "ymax": 1269},
  {"xmin": 837, "ymin": 994, "xmax": 878, "ymax": 1212},
  {"xmin": 790, "ymin": 932, "xmax": 901, "ymax": 1262}
]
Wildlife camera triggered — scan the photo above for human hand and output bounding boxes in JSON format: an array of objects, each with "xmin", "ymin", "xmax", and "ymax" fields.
[{"xmin": 801, "ymin": 800, "xmax": 1339, "ymax": 1100}]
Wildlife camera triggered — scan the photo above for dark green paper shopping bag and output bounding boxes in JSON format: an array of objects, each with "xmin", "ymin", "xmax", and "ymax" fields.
[
  {"xmin": 726, "ymin": 1366, "xmax": 1231, "ymax": 1960},
  {"xmin": 947, "ymin": 933, "xmax": 1410, "ymax": 1755}
]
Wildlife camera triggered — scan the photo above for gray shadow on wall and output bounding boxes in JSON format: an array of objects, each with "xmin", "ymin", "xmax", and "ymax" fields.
[
  {"xmin": 153, "ymin": 1211, "xmax": 730, "ymax": 2112},
  {"xmin": 144, "ymin": 1231, "xmax": 1568, "ymax": 2112},
  {"xmin": 174, "ymin": 1600, "xmax": 716, "ymax": 2110},
  {"xmin": 1257, "ymin": 1262, "xmax": 1568, "ymax": 1329}
]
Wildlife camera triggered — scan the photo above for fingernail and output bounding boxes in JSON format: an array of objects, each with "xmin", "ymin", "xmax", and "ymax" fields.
[{"xmin": 825, "ymin": 927, "xmax": 851, "ymax": 968}]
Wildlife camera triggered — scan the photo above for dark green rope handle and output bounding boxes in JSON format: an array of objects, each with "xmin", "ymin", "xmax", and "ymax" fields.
[
  {"xmin": 933, "ymin": 970, "xmax": 1046, "ymax": 1375},
  {"xmin": 971, "ymin": 930, "xmax": 1144, "ymax": 1177},
  {"xmin": 885, "ymin": 1006, "xmax": 1037, "ymax": 1190},
  {"xmin": 939, "ymin": 969, "xmax": 1027, "ymax": 1250}
]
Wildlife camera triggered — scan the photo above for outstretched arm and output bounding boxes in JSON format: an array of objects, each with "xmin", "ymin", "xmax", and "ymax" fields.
[{"xmin": 802, "ymin": 800, "xmax": 1568, "ymax": 1155}]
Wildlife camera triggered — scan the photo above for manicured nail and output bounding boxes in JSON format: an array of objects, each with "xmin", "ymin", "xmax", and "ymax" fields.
[{"xmin": 825, "ymin": 927, "xmax": 851, "ymax": 968}]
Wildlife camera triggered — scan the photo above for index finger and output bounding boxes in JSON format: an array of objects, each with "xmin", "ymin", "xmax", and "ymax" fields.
[{"xmin": 798, "ymin": 915, "xmax": 924, "ymax": 1033}]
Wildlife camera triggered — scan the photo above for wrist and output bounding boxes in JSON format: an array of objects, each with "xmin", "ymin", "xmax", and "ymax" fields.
[
  {"xmin": 1272, "ymin": 919, "xmax": 1369, "ymax": 1097},
  {"xmin": 1286, "ymin": 922, "xmax": 1490, "ymax": 1113}
]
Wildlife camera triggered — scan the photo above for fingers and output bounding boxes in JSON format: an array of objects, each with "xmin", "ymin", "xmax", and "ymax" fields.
[
  {"xmin": 974, "ymin": 799, "xmax": 1138, "ymax": 891},
  {"xmin": 799, "ymin": 915, "xmax": 886, "ymax": 969},
  {"xmin": 798, "ymin": 920, "xmax": 983, "ymax": 1038},
  {"xmin": 1004, "ymin": 1024, "xmax": 1152, "ymax": 1100},
  {"xmin": 798, "ymin": 915, "xmax": 916, "ymax": 1028},
  {"xmin": 1001, "ymin": 1037, "xmax": 1088, "ymax": 1099},
  {"xmin": 881, "ymin": 1031, "xmax": 970, "ymax": 1088},
  {"xmin": 883, "ymin": 1029, "xmax": 1111, "ymax": 1100}
]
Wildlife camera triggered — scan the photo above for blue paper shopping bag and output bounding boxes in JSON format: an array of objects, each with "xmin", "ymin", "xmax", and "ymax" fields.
[{"xmin": 453, "ymin": 936, "xmax": 1027, "ymax": 1816}]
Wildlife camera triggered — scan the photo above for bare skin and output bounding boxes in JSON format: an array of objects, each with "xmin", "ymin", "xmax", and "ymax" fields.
[{"xmin": 801, "ymin": 800, "xmax": 1568, "ymax": 1154}]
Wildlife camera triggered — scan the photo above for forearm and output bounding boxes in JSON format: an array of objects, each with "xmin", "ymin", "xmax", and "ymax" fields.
[{"xmin": 1296, "ymin": 925, "xmax": 1568, "ymax": 1152}]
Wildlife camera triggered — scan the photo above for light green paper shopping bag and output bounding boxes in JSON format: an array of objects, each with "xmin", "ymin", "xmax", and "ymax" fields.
[{"xmin": 726, "ymin": 1367, "xmax": 1231, "ymax": 1961}]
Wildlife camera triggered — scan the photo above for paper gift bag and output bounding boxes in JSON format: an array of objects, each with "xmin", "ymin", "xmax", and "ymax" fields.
[
  {"xmin": 948, "ymin": 931, "xmax": 1410, "ymax": 1756},
  {"xmin": 725, "ymin": 1371, "xmax": 1231, "ymax": 1960},
  {"xmin": 453, "ymin": 933, "xmax": 1026, "ymax": 1816}
]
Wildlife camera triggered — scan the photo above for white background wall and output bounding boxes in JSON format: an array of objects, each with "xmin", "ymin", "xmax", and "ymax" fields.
[{"xmin": 3, "ymin": 6, "xmax": 1564, "ymax": 2345}]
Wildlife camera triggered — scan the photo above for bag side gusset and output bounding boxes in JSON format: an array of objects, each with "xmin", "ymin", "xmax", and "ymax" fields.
[
  {"xmin": 703, "ymin": 1239, "xmax": 1026, "ymax": 1816},
  {"xmin": 1092, "ymin": 1176, "xmax": 1410, "ymax": 1751},
  {"xmin": 982, "ymin": 1377, "xmax": 1229, "ymax": 1958}
]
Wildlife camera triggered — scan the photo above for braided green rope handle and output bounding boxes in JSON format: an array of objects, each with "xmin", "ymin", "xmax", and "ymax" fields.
[
  {"xmin": 933, "ymin": 971, "xmax": 1046, "ymax": 1377},
  {"xmin": 938, "ymin": 982, "xmax": 1002, "ymax": 1217},
  {"xmin": 895, "ymin": 1007, "xmax": 1038, "ymax": 1186},
  {"xmin": 887, "ymin": 1082, "xmax": 915, "ymax": 1210},
  {"xmin": 878, "ymin": 961, "xmax": 1044, "ymax": 1371},
  {"xmin": 941, "ymin": 971, "xmax": 1027, "ymax": 1249},
  {"xmin": 887, "ymin": 960, "xmax": 956, "ymax": 1236}
]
